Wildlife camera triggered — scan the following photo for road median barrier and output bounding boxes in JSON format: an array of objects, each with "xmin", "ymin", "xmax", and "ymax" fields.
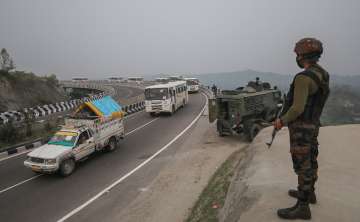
[{"xmin": 0, "ymin": 138, "xmax": 44, "ymax": 160}]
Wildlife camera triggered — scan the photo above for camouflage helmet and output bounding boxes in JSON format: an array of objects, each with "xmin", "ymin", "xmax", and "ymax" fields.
[{"xmin": 294, "ymin": 38, "xmax": 323, "ymax": 59}]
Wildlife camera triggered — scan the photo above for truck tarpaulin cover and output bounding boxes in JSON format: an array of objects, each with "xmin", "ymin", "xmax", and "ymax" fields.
[{"xmin": 75, "ymin": 96, "xmax": 123, "ymax": 118}]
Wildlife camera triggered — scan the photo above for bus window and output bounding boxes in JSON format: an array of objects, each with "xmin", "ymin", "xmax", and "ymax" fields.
[{"xmin": 145, "ymin": 88, "xmax": 169, "ymax": 100}]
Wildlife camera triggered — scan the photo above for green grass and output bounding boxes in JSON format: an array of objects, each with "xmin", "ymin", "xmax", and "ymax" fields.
[
  {"xmin": 186, "ymin": 151, "xmax": 243, "ymax": 222},
  {"xmin": 0, "ymin": 119, "xmax": 62, "ymax": 152}
]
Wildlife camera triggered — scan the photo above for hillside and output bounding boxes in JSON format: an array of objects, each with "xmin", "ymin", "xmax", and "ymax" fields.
[
  {"xmin": 0, "ymin": 71, "xmax": 68, "ymax": 112},
  {"xmin": 322, "ymin": 86, "xmax": 360, "ymax": 125},
  {"xmin": 193, "ymin": 69, "xmax": 360, "ymax": 92}
]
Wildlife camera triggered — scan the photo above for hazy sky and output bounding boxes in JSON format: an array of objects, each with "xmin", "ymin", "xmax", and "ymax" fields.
[{"xmin": 1, "ymin": 0, "xmax": 359, "ymax": 79}]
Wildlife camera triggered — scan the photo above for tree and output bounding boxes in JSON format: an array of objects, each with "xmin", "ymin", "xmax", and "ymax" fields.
[
  {"xmin": 0, "ymin": 48, "xmax": 16, "ymax": 72},
  {"xmin": 45, "ymin": 74, "xmax": 59, "ymax": 86},
  {"xmin": 0, "ymin": 122, "xmax": 19, "ymax": 143}
]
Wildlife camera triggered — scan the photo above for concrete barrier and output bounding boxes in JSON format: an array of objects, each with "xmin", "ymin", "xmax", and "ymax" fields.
[{"xmin": 0, "ymin": 138, "xmax": 44, "ymax": 160}]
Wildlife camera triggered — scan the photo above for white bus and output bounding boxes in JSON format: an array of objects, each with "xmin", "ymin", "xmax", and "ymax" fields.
[
  {"xmin": 145, "ymin": 81, "xmax": 188, "ymax": 116},
  {"xmin": 127, "ymin": 77, "xmax": 144, "ymax": 84},
  {"xmin": 185, "ymin": 78, "xmax": 200, "ymax": 93},
  {"xmin": 168, "ymin": 76, "xmax": 184, "ymax": 82},
  {"xmin": 155, "ymin": 77, "xmax": 170, "ymax": 84},
  {"xmin": 72, "ymin": 77, "xmax": 89, "ymax": 82}
]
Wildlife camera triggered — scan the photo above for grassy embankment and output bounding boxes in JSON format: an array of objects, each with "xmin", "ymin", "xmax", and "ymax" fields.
[
  {"xmin": 321, "ymin": 86, "xmax": 360, "ymax": 125},
  {"xmin": 0, "ymin": 117, "xmax": 63, "ymax": 152},
  {"xmin": 0, "ymin": 71, "xmax": 67, "ymax": 151},
  {"xmin": 186, "ymin": 150, "xmax": 244, "ymax": 222}
]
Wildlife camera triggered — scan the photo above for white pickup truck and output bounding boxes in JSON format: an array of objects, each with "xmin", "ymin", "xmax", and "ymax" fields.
[{"xmin": 24, "ymin": 117, "xmax": 124, "ymax": 176}]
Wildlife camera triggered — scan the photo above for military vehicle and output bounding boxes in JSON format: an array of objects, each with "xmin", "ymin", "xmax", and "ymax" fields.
[{"xmin": 208, "ymin": 78, "xmax": 283, "ymax": 141}]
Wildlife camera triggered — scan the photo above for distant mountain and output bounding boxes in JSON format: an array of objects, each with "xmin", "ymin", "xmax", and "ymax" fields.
[
  {"xmin": 191, "ymin": 70, "xmax": 360, "ymax": 93},
  {"xmin": 193, "ymin": 70, "xmax": 291, "ymax": 91},
  {"xmin": 148, "ymin": 69, "xmax": 360, "ymax": 94}
]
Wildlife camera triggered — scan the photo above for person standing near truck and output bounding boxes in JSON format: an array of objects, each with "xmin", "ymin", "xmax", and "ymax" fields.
[{"xmin": 274, "ymin": 38, "xmax": 330, "ymax": 220}]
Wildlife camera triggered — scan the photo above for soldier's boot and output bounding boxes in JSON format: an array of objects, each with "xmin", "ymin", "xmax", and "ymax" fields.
[
  {"xmin": 288, "ymin": 189, "xmax": 317, "ymax": 204},
  {"xmin": 277, "ymin": 201, "xmax": 311, "ymax": 220}
]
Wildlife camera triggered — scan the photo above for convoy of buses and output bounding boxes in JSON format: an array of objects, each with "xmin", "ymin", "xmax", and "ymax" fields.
[
  {"xmin": 72, "ymin": 75, "xmax": 201, "ymax": 117},
  {"xmin": 154, "ymin": 77, "xmax": 200, "ymax": 93}
]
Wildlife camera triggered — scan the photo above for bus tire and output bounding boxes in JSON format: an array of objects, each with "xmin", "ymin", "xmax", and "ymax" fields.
[
  {"xmin": 149, "ymin": 112, "xmax": 156, "ymax": 117},
  {"xmin": 170, "ymin": 105, "xmax": 175, "ymax": 115},
  {"xmin": 59, "ymin": 158, "xmax": 76, "ymax": 177}
]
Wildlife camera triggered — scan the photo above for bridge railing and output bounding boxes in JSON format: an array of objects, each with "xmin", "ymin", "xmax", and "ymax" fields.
[
  {"xmin": 61, "ymin": 81, "xmax": 116, "ymax": 97},
  {"xmin": 200, "ymin": 85, "xmax": 214, "ymax": 99},
  {"xmin": 0, "ymin": 82, "xmax": 147, "ymax": 125}
]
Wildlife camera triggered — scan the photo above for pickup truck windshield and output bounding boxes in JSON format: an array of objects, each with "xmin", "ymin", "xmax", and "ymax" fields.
[
  {"xmin": 48, "ymin": 131, "xmax": 78, "ymax": 147},
  {"xmin": 145, "ymin": 88, "xmax": 168, "ymax": 100}
]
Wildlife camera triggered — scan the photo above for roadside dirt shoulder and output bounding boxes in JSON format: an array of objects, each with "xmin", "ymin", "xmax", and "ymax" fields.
[
  {"xmin": 114, "ymin": 116, "xmax": 248, "ymax": 222},
  {"xmin": 221, "ymin": 125, "xmax": 360, "ymax": 222}
]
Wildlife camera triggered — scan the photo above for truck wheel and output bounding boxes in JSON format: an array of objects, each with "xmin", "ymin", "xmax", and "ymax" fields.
[
  {"xmin": 59, "ymin": 158, "xmax": 76, "ymax": 177},
  {"xmin": 248, "ymin": 123, "xmax": 262, "ymax": 142},
  {"xmin": 217, "ymin": 120, "xmax": 225, "ymax": 137},
  {"xmin": 149, "ymin": 112, "xmax": 156, "ymax": 117},
  {"xmin": 106, "ymin": 137, "xmax": 117, "ymax": 152},
  {"xmin": 219, "ymin": 131, "xmax": 226, "ymax": 137},
  {"xmin": 264, "ymin": 109, "xmax": 276, "ymax": 122}
]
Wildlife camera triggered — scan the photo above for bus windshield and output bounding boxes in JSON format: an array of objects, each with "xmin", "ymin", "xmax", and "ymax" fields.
[
  {"xmin": 186, "ymin": 80, "xmax": 199, "ymax": 85},
  {"xmin": 145, "ymin": 88, "xmax": 169, "ymax": 100}
]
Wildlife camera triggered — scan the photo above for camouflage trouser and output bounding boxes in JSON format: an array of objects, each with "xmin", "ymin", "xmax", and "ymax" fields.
[{"xmin": 288, "ymin": 121, "xmax": 319, "ymax": 202}]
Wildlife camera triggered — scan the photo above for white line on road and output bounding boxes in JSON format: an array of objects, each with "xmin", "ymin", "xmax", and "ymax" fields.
[
  {"xmin": 0, "ymin": 150, "xmax": 32, "ymax": 163},
  {"xmin": 57, "ymin": 94, "xmax": 207, "ymax": 222},
  {"xmin": 125, "ymin": 118, "xmax": 158, "ymax": 136},
  {"xmin": 124, "ymin": 110, "xmax": 145, "ymax": 120},
  {"xmin": 0, "ymin": 174, "xmax": 43, "ymax": 195},
  {"xmin": 0, "ymin": 118, "xmax": 159, "ymax": 195}
]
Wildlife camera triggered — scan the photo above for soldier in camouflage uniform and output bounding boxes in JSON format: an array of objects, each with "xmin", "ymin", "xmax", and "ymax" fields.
[{"xmin": 274, "ymin": 38, "xmax": 330, "ymax": 220}]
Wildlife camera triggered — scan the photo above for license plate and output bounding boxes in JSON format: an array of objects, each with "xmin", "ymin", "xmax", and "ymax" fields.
[{"xmin": 31, "ymin": 165, "xmax": 41, "ymax": 172}]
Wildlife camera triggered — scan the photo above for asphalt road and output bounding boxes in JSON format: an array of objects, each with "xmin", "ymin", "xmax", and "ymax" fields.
[{"xmin": 0, "ymin": 92, "xmax": 206, "ymax": 222}]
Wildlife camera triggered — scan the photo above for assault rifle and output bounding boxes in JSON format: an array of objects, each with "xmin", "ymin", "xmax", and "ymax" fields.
[{"xmin": 266, "ymin": 103, "xmax": 284, "ymax": 148}]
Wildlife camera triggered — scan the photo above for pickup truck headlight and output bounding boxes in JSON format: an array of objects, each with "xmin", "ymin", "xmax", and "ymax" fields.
[{"xmin": 45, "ymin": 159, "xmax": 56, "ymax": 165}]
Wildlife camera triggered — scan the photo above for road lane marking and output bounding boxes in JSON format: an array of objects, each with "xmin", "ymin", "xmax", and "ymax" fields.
[
  {"xmin": 0, "ymin": 117, "xmax": 159, "ymax": 195},
  {"xmin": 124, "ymin": 110, "xmax": 145, "ymax": 120},
  {"xmin": 125, "ymin": 118, "xmax": 158, "ymax": 136},
  {"xmin": 0, "ymin": 174, "xmax": 43, "ymax": 195},
  {"xmin": 0, "ymin": 150, "xmax": 32, "ymax": 163},
  {"xmin": 57, "ymin": 94, "xmax": 207, "ymax": 222}
]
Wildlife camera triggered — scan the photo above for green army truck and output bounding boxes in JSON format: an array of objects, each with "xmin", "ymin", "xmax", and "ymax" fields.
[{"xmin": 208, "ymin": 79, "xmax": 283, "ymax": 141}]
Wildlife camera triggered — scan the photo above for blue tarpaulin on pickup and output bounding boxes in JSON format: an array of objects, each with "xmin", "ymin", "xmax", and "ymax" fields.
[
  {"xmin": 75, "ymin": 96, "xmax": 123, "ymax": 118},
  {"xmin": 90, "ymin": 96, "xmax": 122, "ymax": 117}
]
